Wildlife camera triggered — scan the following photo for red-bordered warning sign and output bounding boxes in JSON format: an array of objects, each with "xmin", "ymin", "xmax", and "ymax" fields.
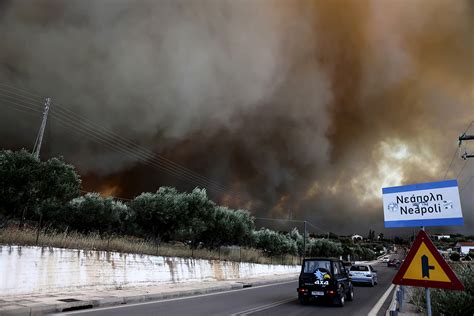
[{"xmin": 393, "ymin": 230, "xmax": 464, "ymax": 290}]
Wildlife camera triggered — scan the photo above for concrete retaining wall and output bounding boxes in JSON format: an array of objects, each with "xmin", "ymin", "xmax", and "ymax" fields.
[{"xmin": 0, "ymin": 246, "xmax": 299, "ymax": 296}]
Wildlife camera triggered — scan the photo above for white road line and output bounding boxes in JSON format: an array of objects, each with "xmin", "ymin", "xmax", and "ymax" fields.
[
  {"xmin": 57, "ymin": 280, "xmax": 296, "ymax": 315},
  {"xmin": 367, "ymin": 283, "xmax": 395, "ymax": 316},
  {"xmin": 229, "ymin": 298, "xmax": 295, "ymax": 316}
]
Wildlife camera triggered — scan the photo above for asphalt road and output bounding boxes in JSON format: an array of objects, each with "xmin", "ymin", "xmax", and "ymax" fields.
[{"xmin": 61, "ymin": 260, "xmax": 399, "ymax": 316}]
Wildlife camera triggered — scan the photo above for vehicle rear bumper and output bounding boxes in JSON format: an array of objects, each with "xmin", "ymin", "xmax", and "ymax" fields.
[
  {"xmin": 350, "ymin": 277, "xmax": 372, "ymax": 283},
  {"xmin": 297, "ymin": 287, "xmax": 339, "ymax": 300}
]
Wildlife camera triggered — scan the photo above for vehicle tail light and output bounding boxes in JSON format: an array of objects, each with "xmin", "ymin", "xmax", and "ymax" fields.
[
  {"xmin": 298, "ymin": 288, "xmax": 308, "ymax": 293},
  {"xmin": 327, "ymin": 290, "xmax": 336, "ymax": 296}
]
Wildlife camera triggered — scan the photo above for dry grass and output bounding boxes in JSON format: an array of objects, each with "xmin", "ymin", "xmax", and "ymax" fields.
[{"xmin": 0, "ymin": 226, "xmax": 299, "ymax": 265}]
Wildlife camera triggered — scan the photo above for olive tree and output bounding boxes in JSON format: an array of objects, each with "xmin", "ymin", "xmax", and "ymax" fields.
[
  {"xmin": 253, "ymin": 228, "xmax": 296, "ymax": 257},
  {"xmin": 0, "ymin": 149, "xmax": 81, "ymax": 225},
  {"xmin": 129, "ymin": 187, "xmax": 189, "ymax": 242},
  {"xmin": 199, "ymin": 206, "xmax": 255, "ymax": 249},
  {"xmin": 67, "ymin": 193, "xmax": 128, "ymax": 235},
  {"xmin": 307, "ymin": 238, "xmax": 343, "ymax": 258},
  {"xmin": 176, "ymin": 188, "xmax": 216, "ymax": 249}
]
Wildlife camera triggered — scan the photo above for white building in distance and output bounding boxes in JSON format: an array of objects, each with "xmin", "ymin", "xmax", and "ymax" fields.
[{"xmin": 456, "ymin": 242, "xmax": 474, "ymax": 255}]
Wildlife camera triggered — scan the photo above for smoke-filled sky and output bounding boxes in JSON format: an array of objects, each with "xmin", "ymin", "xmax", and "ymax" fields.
[{"xmin": 0, "ymin": 0, "xmax": 473, "ymax": 236}]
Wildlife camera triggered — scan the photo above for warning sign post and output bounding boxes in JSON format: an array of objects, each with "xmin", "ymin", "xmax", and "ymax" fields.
[
  {"xmin": 392, "ymin": 230, "xmax": 464, "ymax": 290},
  {"xmin": 392, "ymin": 229, "xmax": 464, "ymax": 316}
]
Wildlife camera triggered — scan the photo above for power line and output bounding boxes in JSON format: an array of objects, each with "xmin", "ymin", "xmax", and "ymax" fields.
[
  {"xmin": 52, "ymin": 104, "xmax": 229, "ymax": 192},
  {"xmin": 52, "ymin": 115, "xmax": 232, "ymax": 195},
  {"xmin": 443, "ymin": 146, "xmax": 461, "ymax": 180},
  {"xmin": 0, "ymin": 86, "xmax": 245, "ymax": 202},
  {"xmin": 254, "ymin": 217, "xmax": 327, "ymax": 234},
  {"xmin": 458, "ymin": 120, "xmax": 474, "ymax": 144},
  {"xmin": 456, "ymin": 160, "xmax": 469, "ymax": 179},
  {"xmin": 0, "ymin": 96, "xmax": 44, "ymax": 114},
  {"xmin": 0, "ymin": 98, "xmax": 43, "ymax": 116},
  {"xmin": 7, "ymin": 97, "xmax": 226, "ymax": 194},
  {"xmin": 305, "ymin": 221, "xmax": 327, "ymax": 234},
  {"xmin": 460, "ymin": 176, "xmax": 473, "ymax": 192},
  {"xmin": 79, "ymin": 189, "xmax": 133, "ymax": 201},
  {"xmin": 463, "ymin": 120, "xmax": 473, "ymax": 134},
  {"xmin": 6, "ymin": 98, "xmax": 243, "ymax": 202},
  {"xmin": 255, "ymin": 217, "xmax": 305, "ymax": 223},
  {"xmin": 0, "ymin": 83, "xmax": 44, "ymax": 99},
  {"xmin": 0, "ymin": 85, "xmax": 43, "ymax": 104},
  {"xmin": 0, "ymin": 86, "xmax": 236, "ymax": 193}
]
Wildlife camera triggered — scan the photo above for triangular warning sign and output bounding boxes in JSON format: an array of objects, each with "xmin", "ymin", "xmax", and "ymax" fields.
[{"xmin": 393, "ymin": 230, "xmax": 464, "ymax": 290}]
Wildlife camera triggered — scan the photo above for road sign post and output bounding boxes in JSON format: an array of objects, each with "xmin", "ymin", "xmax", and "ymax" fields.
[
  {"xmin": 422, "ymin": 226, "xmax": 432, "ymax": 316},
  {"xmin": 392, "ymin": 230, "xmax": 464, "ymax": 316},
  {"xmin": 383, "ymin": 180, "xmax": 465, "ymax": 316}
]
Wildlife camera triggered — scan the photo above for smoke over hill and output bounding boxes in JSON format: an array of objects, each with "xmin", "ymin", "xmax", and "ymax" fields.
[{"xmin": 0, "ymin": 0, "xmax": 472, "ymax": 234}]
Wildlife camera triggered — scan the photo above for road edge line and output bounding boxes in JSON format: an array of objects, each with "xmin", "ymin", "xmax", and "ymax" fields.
[{"xmin": 368, "ymin": 283, "xmax": 395, "ymax": 316}]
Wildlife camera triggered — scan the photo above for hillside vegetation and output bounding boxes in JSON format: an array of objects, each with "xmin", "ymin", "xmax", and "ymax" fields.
[{"xmin": 0, "ymin": 149, "xmax": 377, "ymax": 263}]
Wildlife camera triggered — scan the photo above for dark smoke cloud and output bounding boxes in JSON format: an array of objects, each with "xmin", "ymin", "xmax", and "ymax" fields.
[{"xmin": 0, "ymin": 0, "xmax": 472, "ymax": 235}]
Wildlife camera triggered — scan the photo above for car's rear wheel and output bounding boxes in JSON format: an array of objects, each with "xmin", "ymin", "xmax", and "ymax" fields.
[
  {"xmin": 334, "ymin": 291, "xmax": 345, "ymax": 307},
  {"xmin": 346, "ymin": 285, "xmax": 354, "ymax": 301},
  {"xmin": 299, "ymin": 296, "xmax": 309, "ymax": 305}
]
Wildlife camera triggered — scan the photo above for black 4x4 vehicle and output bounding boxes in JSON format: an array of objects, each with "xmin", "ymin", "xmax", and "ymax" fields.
[{"xmin": 297, "ymin": 258, "xmax": 354, "ymax": 306}]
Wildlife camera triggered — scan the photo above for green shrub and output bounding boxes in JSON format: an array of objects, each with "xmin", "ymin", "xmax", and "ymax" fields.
[
  {"xmin": 412, "ymin": 263, "xmax": 474, "ymax": 316},
  {"xmin": 450, "ymin": 252, "xmax": 461, "ymax": 261}
]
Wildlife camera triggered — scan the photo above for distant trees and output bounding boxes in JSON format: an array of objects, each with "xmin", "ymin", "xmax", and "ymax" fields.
[
  {"xmin": 253, "ymin": 228, "xmax": 297, "ymax": 257},
  {"xmin": 307, "ymin": 238, "xmax": 343, "ymax": 258},
  {"xmin": 289, "ymin": 228, "xmax": 304, "ymax": 257},
  {"xmin": 449, "ymin": 252, "xmax": 460, "ymax": 262}
]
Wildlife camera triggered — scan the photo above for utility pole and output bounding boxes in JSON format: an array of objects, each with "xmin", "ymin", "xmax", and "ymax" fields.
[
  {"xmin": 459, "ymin": 132, "xmax": 474, "ymax": 160},
  {"xmin": 303, "ymin": 220, "xmax": 307, "ymax": 260},
  {"xmin": 33, "ymin": 98, "xmax": 51, "ymax": 159}
]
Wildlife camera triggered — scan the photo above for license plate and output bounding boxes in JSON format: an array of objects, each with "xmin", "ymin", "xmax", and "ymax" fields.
[{"xmin": 311, "ymin": 291, "xmax": 324, "ymax": 296}]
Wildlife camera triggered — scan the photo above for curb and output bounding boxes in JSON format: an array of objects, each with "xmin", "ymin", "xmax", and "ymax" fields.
[
  {"xmin": 0, "ymin": 275, "xmax": 297, "ymax": 316},
  {"xmin": 385, "ymin": 285, "xmax": 400, "ymax": 316}
]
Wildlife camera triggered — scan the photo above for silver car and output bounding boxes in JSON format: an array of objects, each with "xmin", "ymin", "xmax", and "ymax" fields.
[{"xmin": 349, "ymin": 264, "xmax": 378, "ymax": 286}]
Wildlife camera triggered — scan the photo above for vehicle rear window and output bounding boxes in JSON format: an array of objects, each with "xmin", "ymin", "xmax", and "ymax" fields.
[
  {"xmin": 303, "ymin": 260, "xmax": 331, "ymax": 273},
  {"xmin": 350, "ymin": 265, "xmax": 369, "ymax": 271}
]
